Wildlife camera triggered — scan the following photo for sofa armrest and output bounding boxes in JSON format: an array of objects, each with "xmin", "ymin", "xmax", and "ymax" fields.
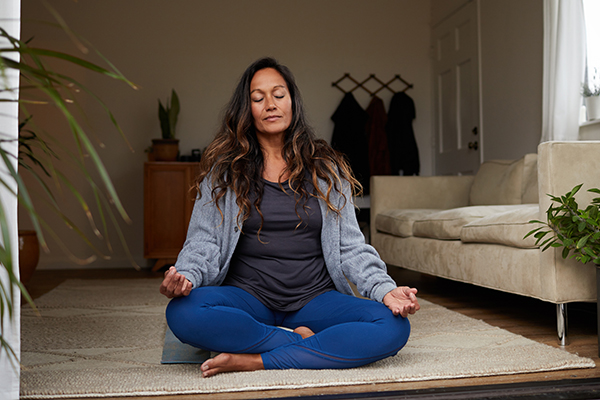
[
  {"xmin": 370, "ymin": 175, "xmax": 474, "ymax": 240},
  {"xmin": 538, "ymin": 141, "xmax": 600, "ymax": 217},
  {"xmin": 537, "ymin": 141, "xmax": 600, "ymax": 302}
]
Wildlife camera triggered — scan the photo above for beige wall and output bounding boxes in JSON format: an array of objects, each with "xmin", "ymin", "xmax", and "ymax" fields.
[
  {"xmin": 479, "ymin": 0, "xmax": 543, "ymax": 160},
  {"xmin": 20, "ymin": 0, "xmax": 433, "ymax": 269},
  {"xmin": 20, "ymin": 0, "xmax": 548, "ymax": 270},
  {"xmin": 431, "ymin": 0, "xmax": 470, "ymax": 26}
]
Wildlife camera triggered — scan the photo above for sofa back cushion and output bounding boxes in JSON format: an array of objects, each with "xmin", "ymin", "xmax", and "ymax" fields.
[{"xmin": 469, "ymin": 154, "xmax": 538, "ymax": 205}]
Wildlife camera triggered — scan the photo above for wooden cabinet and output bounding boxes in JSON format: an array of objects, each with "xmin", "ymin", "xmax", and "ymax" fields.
[{"xmin": 144, "ymin": 162, "xmax": 200, "ymax": 271}]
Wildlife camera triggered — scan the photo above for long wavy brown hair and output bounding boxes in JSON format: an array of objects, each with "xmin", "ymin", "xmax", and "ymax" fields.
[{"xmin": 194, "ymin": 57, "xmax": 361, "ymax": 229}]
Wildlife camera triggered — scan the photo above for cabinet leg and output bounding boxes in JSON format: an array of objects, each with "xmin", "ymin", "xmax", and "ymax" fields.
[{"xmin": 152, "ymin": 258, "xmax": 176, "ymax": 272}]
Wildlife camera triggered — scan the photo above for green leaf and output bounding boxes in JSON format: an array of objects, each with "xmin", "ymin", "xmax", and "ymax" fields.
[
  {"xmin": 584, "ymin": 247, "xmax": 597, "ymax": 257},
  {"xmin": 562, "ymin": 246, "xmax": 571, "ymax": 259},
  {"xmin": 0, "ymin": 150, "xmax": 47, "ymax": 248},
  {"xmin": 169, "ymin": 89, "xmax": 180, "ymax": 138},
  {"xmin": 3, "ymin": 47, "xmax": 127, "ymax": 82},
  {"xmin": 30, "ymin": 73, "xmax": 131, "ymax": 223},
  {"xmin": 158, "ymin": 101, "xmax": 170, "ymax": 139},
  {"xmin": 577, "ymin": 234, "xmax": 591, "ymax": 249},
  {"xmin": 543, "ymin": 239, "xmax": 557, "ymax": 252},
  {"xmin": 581, "ymin": 255, "xmax": 591, "ymax": 264},
  {"xmin": 0, "ymin": 335, "xmax": 19, "ymax": 369},
  {"xmin": 528, "ymin": 219, "xmax": 546, "ymax": 224},
  {"xmin": 570, "ymin": 184, "xmax": 583, "ymax": 197},
  {"xmin": 524, "ymin": 226, "xmax": 543, "ymax": 239}
]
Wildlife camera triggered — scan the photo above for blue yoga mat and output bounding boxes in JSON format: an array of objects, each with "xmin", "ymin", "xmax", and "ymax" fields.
[{"xmin": 161, "ymin": 326, "xmax": 211, "ymax": 364}]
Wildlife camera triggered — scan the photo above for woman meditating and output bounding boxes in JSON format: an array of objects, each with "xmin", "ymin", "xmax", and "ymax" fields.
[{"xmin": 160, "ymin": 57, "xmax": 420, "ymax": 377}]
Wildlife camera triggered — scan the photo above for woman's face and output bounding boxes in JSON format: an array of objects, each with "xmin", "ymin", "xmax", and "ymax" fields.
[{"xmin": 250, "ymin": 68, "xmax": 293, "ymax": 138}]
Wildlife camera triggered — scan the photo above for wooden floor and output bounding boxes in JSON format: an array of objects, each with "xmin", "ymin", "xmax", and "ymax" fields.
[{"xmin": 22, "ymin": 267, "xmax": 600, "ymax": 400}]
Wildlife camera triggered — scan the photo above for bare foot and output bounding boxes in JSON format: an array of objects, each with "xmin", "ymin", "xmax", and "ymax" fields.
[
  {"xmin": 293, "ymin": 326, "xmax": 315, "ymax": 339},
  {"xmin": 201, "ymin": 353, "xmax": 264, "ymax": 377}
]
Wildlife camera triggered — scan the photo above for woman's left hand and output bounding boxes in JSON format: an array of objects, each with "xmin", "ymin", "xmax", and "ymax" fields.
[{"xmin": 383, "ymin": 286, "xmax": 420, "ymax": 317}]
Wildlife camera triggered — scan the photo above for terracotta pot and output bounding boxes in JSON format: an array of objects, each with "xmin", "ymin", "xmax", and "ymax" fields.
[
  {"xmin": 18, "ymin": 230, "xmax": 40, "ymax": 284},
  {"xmin": 152, "ymin": 138, "xmax": 179, "ymax": 161}
]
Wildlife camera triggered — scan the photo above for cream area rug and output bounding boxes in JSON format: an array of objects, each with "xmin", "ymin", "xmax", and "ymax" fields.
[{"xmin": 20, "ymin": 278, "xmax": 595, "ymax": 399}]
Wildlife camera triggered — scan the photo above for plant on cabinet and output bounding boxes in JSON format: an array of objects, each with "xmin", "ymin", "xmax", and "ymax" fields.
[{"xmin": 151, "ymin": 89, "xmax": 180, "ymax": 161}]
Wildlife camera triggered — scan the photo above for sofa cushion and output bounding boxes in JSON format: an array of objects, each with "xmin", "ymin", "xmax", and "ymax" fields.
[
  {"xmin": 375, "ymin": 209, "xmax": 440, "ymax": 237},
  {"xmin": 469, "ymin": 158, "xmax": 524, "ymax": 205},
  {"xmin": 412, "ymin": 205, "xmax": 524, "ymax": 240},
  {"xmin": 460, "ymin": 204, "xmax": 541, "ymax": 248}
]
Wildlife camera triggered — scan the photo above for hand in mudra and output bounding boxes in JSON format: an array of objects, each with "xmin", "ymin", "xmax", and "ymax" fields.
[
  {"xmin": 160, "ymin": 266, "xmax": 193, "ymax": 298},
  {"xmin": 383, "ymin": 286, "xmax": 420, "ymax": 317}
]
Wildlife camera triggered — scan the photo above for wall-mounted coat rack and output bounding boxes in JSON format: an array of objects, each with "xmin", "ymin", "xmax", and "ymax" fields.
[{"xmin": 332, "ymin": 73, "xmax": 413, "ymax": 96}]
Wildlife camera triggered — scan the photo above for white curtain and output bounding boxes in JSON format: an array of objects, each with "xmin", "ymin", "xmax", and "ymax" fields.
[
  {"xmin": 542, "ymin": 0, "xmax": 587, "ymax": 142},
  {"xmin": 0, "ymin": 0, "xmax": 21, "ymax": 399}
]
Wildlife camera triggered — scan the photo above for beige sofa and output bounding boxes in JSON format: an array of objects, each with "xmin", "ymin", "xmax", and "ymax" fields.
[{"xmin": 370, "ymin": 141, "xmax": 600, "ymax": 344}]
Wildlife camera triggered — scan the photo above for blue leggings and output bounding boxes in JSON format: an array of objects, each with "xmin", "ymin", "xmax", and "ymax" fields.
[{"xmin": 166, "ymin": 286, "xmax": 411, "ymax": 370}]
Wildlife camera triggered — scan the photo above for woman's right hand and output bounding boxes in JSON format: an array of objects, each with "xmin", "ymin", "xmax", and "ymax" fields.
[{"xmin": 160, "ymin": 266, "xmax": 193, "ymax": 298}]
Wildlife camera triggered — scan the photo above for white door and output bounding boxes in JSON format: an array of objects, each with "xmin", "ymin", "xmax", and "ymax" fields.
[{"xmin": 432, "ymin": 0, "xmax": 481, "ymax": 175}]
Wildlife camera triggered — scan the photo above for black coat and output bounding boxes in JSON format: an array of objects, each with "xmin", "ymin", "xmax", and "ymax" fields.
[
  {"xmin": 331, "ymin": 92, "xmax": 370, "ymax": 193},
  {"xmin": 366, "ymin": 96, "xmax": 391, "ymax": 176},
  {"xmin": 386, "ymin": 92, "xmax": 419, "ymax": 176}
]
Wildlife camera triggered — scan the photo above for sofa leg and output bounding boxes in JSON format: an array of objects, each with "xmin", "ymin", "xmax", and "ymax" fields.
[{"xmin": 556, "ymin": 303, "xmax": 569, "ymax": 346}]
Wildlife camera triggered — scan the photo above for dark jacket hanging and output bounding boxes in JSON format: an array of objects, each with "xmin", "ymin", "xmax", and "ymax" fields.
[
  {"xmin": 366, "ymin": 96, "xmax": 391, "ymax": 176},
  {"xmin": 331, "ymin": 92, "xmax": 370, "ymax": 193},
  {"xmin": 385, "ymin": 92, "xmax": 419, "ymax": 176}
]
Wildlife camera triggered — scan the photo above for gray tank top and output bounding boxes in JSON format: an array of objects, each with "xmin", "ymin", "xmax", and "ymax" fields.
[{"xmin": 223, "ymin": 178, "xmax": 335, "ymax": 311}]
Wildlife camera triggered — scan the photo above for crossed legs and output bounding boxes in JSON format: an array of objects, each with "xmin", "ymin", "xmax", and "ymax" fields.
[{"xmin": 166, "ymin": 286, "xmax": 411, "ymax": 376}]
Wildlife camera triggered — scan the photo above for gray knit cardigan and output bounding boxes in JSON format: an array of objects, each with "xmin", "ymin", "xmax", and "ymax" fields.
[{"xmin": 175, "ymin": 176, "xmax": 397, "ymax": 303}]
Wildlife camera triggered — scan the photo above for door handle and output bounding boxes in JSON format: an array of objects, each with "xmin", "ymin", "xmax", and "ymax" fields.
[{"xmin": 468, "ymin": 141, "xmax": 478, "ymax": 150}]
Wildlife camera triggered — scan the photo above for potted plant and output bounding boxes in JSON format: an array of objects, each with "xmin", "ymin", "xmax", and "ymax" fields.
[
  {"xmin": 582, "ymin": 68, "xmax": 600, "ymax": 122},
  {"xmin": 17, "ymin": 116, "xmax": 43, "ymax": 284},
  {"xmin": 152, "ymin": 89, "xmax": 180, "ymax": 161},
  {"xmin": 18, "ymin": 230, "xmax": 39, "ymax": 284},
  {"xmin": 0, "ymin": 14, "xmax": 137, "ymax": 367},
  {"xmin": 526, "ymin": 184, "xmax": 600, "ymax": 265}
]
